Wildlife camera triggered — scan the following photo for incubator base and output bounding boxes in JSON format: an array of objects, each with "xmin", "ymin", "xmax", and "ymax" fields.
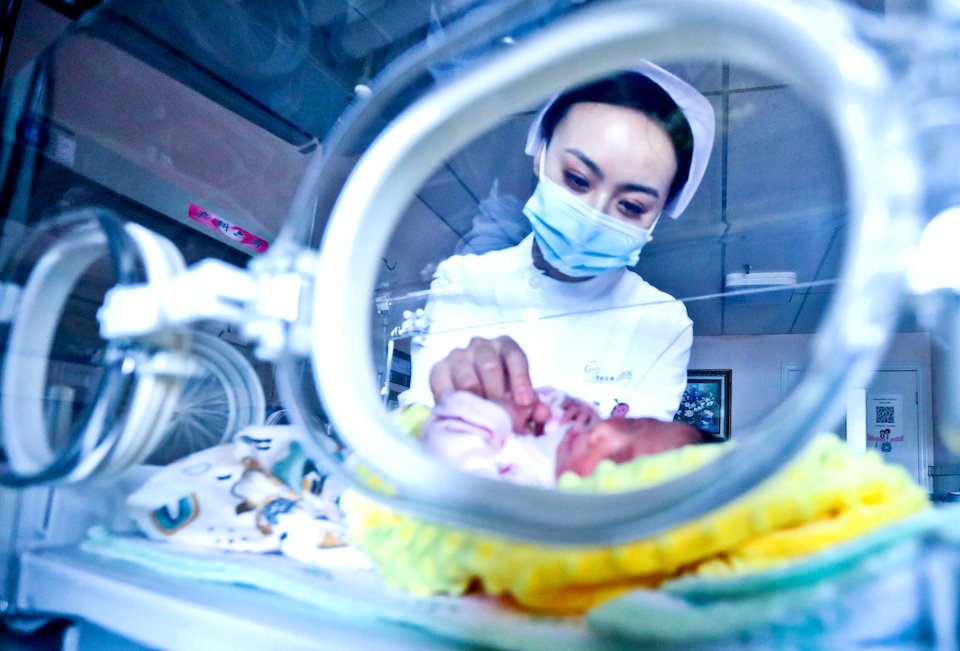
[{"xmin": 16, "ymin": 543, "xmax": 596, "ymax": 651}]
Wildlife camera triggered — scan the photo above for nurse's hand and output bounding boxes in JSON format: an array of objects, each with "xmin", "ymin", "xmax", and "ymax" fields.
[{"xmin": 429, "ymin": 336, "xmax": 551, "ymax": 431}]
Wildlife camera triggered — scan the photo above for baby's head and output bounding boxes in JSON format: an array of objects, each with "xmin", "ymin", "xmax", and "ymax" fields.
[{"xmin": 555, "ymin": 417, "xmax": 703, "ymax": 478}]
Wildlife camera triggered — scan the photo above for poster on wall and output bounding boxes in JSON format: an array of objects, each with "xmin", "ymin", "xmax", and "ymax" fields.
[{"xmin": 867, "ymin": 393, "xmax": 904, "ymax": 455}]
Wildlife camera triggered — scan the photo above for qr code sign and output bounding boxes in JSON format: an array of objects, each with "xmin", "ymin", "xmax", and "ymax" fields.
[{"xmin": 875, "ymin": 405, "xmax": 895, "ymax": 424}]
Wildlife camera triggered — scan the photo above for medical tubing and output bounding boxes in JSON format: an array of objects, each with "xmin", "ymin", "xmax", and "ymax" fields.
[
  {"xmin": 199, "ymin": 332, "xmax": 267, "ymax": 442},
  {"xmin": 81, "ymin": 223, "xmax": 191, "ymax": 478},
  {"xmin": 0, "ymin": 210, "xmax": 144, "ymax": 485},
  {"xmin": 0, "ymin": 209, "xmax": 183, "ymax": 485},
  {"xmin": 67, "ymin": 214, "xmax": 160, "ymax": 480},
  {"xmin": 158, "ymin": 331, "xmax": 265, "ymax": 452}
]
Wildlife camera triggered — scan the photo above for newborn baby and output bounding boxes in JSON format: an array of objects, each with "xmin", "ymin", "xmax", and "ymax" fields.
[{"xmin": 420, "ymin": 388, "xmax": 705, "ymax": 487}]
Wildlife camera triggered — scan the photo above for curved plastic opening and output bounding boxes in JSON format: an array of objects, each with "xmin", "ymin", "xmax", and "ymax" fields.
[
  {"xmin": 281, "ymin": 0, "xmax": 921, "ymax": 543},
  {"xmin": 146, "ymin": 331, "xmax": 266, "ymax": 465},
  {"xmin": 0, "ymin": 209, "xmax": 191, "ymax": 485}
]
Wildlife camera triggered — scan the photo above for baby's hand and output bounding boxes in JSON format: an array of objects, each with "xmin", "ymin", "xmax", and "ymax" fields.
[
  {"xmin": 555, "ymin": 418, "xmax": 702, "ymax": 478},
  {"xmin": 559, "ymin": 396, "xmax": 601, "ymax": 435},
  {"xmin": 495, "ymin": 392, "xmax": 543, "ymax": 436}
]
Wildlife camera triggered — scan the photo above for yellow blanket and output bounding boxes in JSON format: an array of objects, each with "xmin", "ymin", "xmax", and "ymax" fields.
[{"xmin": 343, "ymin": 416, "xmax": 929, "ymax": 614}]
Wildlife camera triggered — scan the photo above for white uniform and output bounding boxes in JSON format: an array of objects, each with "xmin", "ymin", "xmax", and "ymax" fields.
[{"xmin": 403, "ymin": 234, "xmax": 692, "ymax": 421}]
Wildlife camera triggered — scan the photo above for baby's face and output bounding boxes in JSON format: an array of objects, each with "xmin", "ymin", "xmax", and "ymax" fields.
[{"xmin": 555, "ymin": 418, "xmax": 702, "ymax": 478}]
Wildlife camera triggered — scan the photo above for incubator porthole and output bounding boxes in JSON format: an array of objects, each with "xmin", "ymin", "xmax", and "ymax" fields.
[
  {"xmin": 305, "ymin": 0, "xmax": 924, "ymax": 543},
  {"xmin": 144, "ymin": 331, "xmax": 266, "ymax": 465},
  {"xmin": 0, "ymin": 0, "xmax": 954, "ymax": 645},
  {"xmin": 0, "ymin": 210, "xmax": 194, "ymax": 484}
]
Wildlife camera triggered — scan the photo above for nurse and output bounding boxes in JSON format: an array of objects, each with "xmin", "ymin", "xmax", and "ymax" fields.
[{"xmin": 403, "ymin": 61, "xmax": 715, "ymax": 435}]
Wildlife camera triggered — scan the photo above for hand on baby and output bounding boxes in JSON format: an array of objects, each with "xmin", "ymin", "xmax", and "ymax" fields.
[
  {"xmin": 430, "ymin": 336, "xmax": 552, "ymax": 433},
  {"xmin": 496, "ymin": 392, "xmax": 599, "ymax": 437}
]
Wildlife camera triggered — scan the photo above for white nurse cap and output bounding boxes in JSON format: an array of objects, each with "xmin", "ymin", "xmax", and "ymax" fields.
[{"xmin": 524, "ymin": 60, "xmax": 715, "ymax": 219}]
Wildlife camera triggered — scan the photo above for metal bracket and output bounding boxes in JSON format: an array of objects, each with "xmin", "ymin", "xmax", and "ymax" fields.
[{"xmin": 97, "ymin": 244, "xmax": 318, "ymax": 361}]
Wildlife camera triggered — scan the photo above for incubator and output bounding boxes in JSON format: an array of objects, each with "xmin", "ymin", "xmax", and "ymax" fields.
[{"xmin": 0, "ymin": 0, "xmax": 958, "ymax": 647}]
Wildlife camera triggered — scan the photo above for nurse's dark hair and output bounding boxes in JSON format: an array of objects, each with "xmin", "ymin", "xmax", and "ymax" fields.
[{"xmin": 539, "ymin": 72, "xmax": 695, "ymax": 205}]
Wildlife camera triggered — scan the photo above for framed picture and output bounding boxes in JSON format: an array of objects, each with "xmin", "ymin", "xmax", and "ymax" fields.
[
  {"xmin": 673, "ymin": 369, "xmax": 732, "ymax": 439},
  {"xmin": 384, "ymin": 348, "xmax": 412, "ymax": 410}
]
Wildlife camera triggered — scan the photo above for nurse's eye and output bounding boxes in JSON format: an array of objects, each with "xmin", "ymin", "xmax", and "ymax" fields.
[
  {"xmin": 617, "ymin": 200, "xmax": 646, "ymax": 219},
  {"xmin": 563, "ymin": 171, "xmax": 590, "ymax": 193}
]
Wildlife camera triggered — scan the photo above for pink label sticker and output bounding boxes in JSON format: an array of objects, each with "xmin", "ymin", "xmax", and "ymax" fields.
[
  {"xmin": 188, "ymin": 203, "xmax": 269, "ymax": 253},
  {"xmin": 610, "ymin": 402, "xmax": 630, "ymax": 418}
]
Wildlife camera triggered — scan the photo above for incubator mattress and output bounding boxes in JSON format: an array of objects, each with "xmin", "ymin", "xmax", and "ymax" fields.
[
  {"xmin": 80, "ymin": 527, "xmax": 593, "ymax": 650},
  {"xmin": 83, "ymin": 506, "xmax": 960, "ymax": 649},
  {"xmin": 106, "ymin": 415, "xmax": 936, "ymax": 647},
  {"xmin": 346, "ymin": 431, "xmax": 929, "ymax": 613}
]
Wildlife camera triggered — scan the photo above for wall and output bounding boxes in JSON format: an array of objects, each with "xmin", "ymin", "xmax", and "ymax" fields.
[
  {"xmin": 689, "ymin": 331, "xmax": 934, "ymax": 439},
  {"xmin": 930, "ymin": 336, "xmax": 960, "ymax": 492}
]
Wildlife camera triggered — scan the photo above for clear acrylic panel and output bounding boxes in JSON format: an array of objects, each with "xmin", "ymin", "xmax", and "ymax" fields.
[
  {"xmin": 306, "ymin": 0, "xmax": 926, "ymax": 542},
  {"xmin": 1, "ymin": 0, "xmax": 949, "ymax": 543}
]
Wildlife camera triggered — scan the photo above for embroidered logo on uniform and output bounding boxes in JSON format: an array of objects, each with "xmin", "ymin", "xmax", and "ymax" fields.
[{"xmin": 584, "ymin": 361, "xmax": 633, "ymax": 384}]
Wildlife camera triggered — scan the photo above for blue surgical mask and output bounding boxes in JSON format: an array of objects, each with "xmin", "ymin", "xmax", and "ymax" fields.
[{"xmin": 523, "ymin": 170, "xmax": 658, "ymax": 278}]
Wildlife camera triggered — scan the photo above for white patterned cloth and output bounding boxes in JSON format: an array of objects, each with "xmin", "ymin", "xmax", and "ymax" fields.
[{"xmin": 126, "ymin": 425, "xmax": 358, "ymax": 566}]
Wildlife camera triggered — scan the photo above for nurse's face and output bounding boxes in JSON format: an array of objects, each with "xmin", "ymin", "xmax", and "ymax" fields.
[{"xmin": 536, "ymin": 102, "xmax": 677, "ymax": 229}]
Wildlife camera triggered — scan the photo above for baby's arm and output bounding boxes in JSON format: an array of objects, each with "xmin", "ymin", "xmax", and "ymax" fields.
[
  {"xmin": 421, "ymin": 391, "xmax": 514, "ymax": 457},
  {"xmin": 497, "ymin": 389, "xmax": 601, "ymax": 437},
  {"xmin": 559, "ymin": 395, "xmax": 602, "ymax": 436},
  {"xmin": 594, "ymin": 418, "xmax": 703, "ymax": 456},
  {"xmin": 555, "ymin": 417, "xmax": 705, "ymax": 478},
  {"xmin": 421, "ymin": 390, "xmax": 558, "ymax": 486}
]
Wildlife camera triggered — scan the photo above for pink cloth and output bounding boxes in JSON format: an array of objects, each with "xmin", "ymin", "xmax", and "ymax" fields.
[{"xmin": 420, "ymin": 387, "xmax": 597, "ymax": 487}]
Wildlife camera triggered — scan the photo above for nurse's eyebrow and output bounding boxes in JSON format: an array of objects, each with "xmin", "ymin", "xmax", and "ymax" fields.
[{"xmin": 564, "ymin": 148, "xmax": 661, "ymax": 199}]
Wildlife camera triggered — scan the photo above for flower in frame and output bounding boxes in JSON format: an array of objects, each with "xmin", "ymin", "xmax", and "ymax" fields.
[{"xmin": 673, "ymin": 383, "xmax": 720, "ymax": 434}]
